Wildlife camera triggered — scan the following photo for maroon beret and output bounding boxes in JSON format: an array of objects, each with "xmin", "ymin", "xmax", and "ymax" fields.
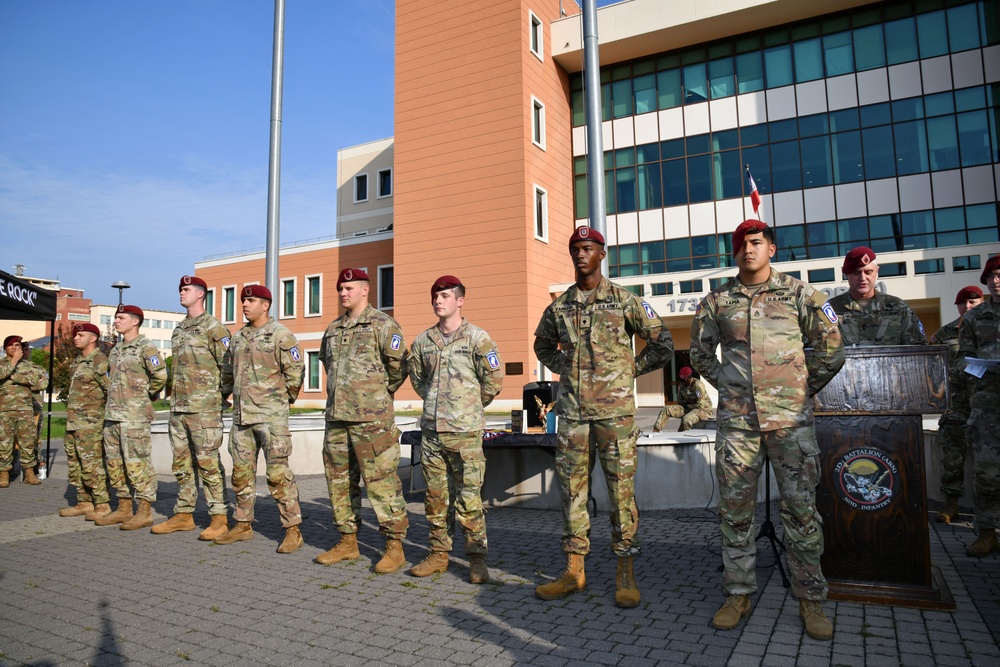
[
  {"xmin": 337, "ymin": 268, "xmax": 370, "ymax": 289},
  {"xmin": 241, "ymin": 285, "xmax": 272, "ymax": 302},
  {"xmin": 842, "ymin": 246, "xmax": 877, "ymax": 274},
  {"xmin": 73, "ymin": 323, "xmax": 101, "ymax": 337},
  {"xmin": 731, "ymin": 219, "xmax": 769, "ymax": 256},
  {"xmin": 3, "ymin": 335, "xmax": 23, "ymax": 348},
  {"xmin": 431, "ymin": 275, "xmax": 463, "ymax": 297},
  {"xmin": 179, "ymin": 275, "xmax": 208, "ymax": 291},
  {"xmin": 955, "ymin": 285, "xmax": 983, "ymax": 304},
  {"xmin": 980, "ymin": 255, "xmax": 1000, "ymax": 286},
  {"xmin": 116, "ymin": 304, "xmax": 144, "ymax": 324},
  {"xmin": 568, "ymin": 226, "xmax": 605, "ymax": 248},
  {"xmin": 678, "ymin": 366, "xmax": 693, "ymax": 380}
]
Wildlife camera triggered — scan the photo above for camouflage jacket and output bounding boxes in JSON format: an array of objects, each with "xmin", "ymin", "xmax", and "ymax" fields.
[
  {"xmin": 409, "ymin": 319, "xmax": 503, "ymax": 432},
  {"xmin": 170, "ymin": 311, "xmax": 231, "ymax": 414},
  {"xmin": 931, "ymin": 317, "xmax": 971, "ymax": 414},
  {"xmin": 0, "ymin": 358, "xmax": 48, "ymax": 412},
  {"xmin": 106, "ymin": 335, "xmax": 167, "ymax": 423},
  {"xmin": 319, "ymin": 304, "xmax": 406, "ymax": 423},
  {"xmin": 534, "ymin": 276, "xmax": 674, "ymax": 421},
  {"xmin": 678, "ymin": 377, "xmax": 713, "ymax": 417},
  {"xmin": 958, "ymin": 299, "xmax": 1000, "ymax": 404},
  {"xmin": 828, "ymin": 291, "xmax": 927, "ymax": 346},
  {"xmin": 691, "ymin": 270, "xmax": 844, "ymax": 432},
  {"xmin": 66, "ymin": 348, "xmax": 109, "ymax": 430},
  {"xmin": 222, "ymin": 317, "xmax": 303, "ymax": 425}
]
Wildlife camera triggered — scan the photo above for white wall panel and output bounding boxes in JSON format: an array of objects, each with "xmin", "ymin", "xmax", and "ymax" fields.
[
  {"xmin": 572, "ymin": 125, "xmax": 587, "ymax": 157},
  {"xmin": 857, "ymin": 68, "xmax": 890, "ymax": 105},
  {"xmin": 765, "ymin": 86, "xmax": 797, "ymax": 121},
  {"xmin": 826, "ymin": 74, "xmax": 858, "ymax": 111},
  {"xmin": 615, "ymin": 212, "xmax": 639, "ymax": 245},
  {"xmin": 888, "ymin": 61, "xmax": 922, "ymax": 100},
  {"xmin": 737, "ymin": 91, "xmax": 767, "ymax": 126},
  {"xmin": 921, "ymin": 56, "xmax": 953, "ymax": 95},
  {"xmin": 962, "ymin": 165, "xmax": 995, "ymax": 204},
  {"xmin": 796, "ymin": 80, "xmax": 827, "ymax": 116},
  {"xmin": 633, "ymin": 112, "xmax": 660, "ymax": 145},
  {"xmin": 866, "ymin": 178, "xmax": 899, "ymax": 215},
  {"xmin": 663, "ymin": 205, "xmax": 690, "ymax": 240},
  {"xmin": 658, "ymin": 107, "xmax": 685, "ymax": 140},
  {"xmin": 683, "ymin": 102, "xmax": 711, "ymax": 136},
  {"xmin": 984, "ymin": 45, "xmax": 1000, "ymax": 83},
  {"xmin": 835, "ymin": 183, "xmax": 868, "ymax": 219},
  {"xmin": 612, "ymin": 117, "xmax": 635, "ymax": 149},
  {"xmin": 709, "ymin": 97, "xmax": 738, "ymax": 131},
  {"xmin": 638, "ymin": 209, "xmax": 664, "ymax": 242},
  {"xmin": 952, "ymin": 50, "xmax": 985, "ymax": 89},
  {"xmin": 932, "ymin": 170, "xmax": 964, "ymax": 208},
  {"xmin": 773, "ymin": 191, "xmax": 805, "ymax": 226},
  {"xmin": 804, "ymin": 186, "xmax": 836, "ymax": 223},
  {"xmin": 715, "ymin": 198, "xmax": 744, "ymax": 231},
  {"xmin": 689, "ymin": 201, "xmax": 716, "ymax": 236},
  {"xmin": 604, "ymin": 216, "xmax": 618, "ymax": 245},
  {"xmin": 897, "ymin": 174, "xmax": 933, "ymax": 212}
]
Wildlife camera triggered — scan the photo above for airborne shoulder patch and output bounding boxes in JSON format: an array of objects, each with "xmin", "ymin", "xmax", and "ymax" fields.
[
  {"xmin": 390, "ymin": 334, "xmax": 402, "ymax": 351},
  {"xmin": 821, "ymin": 302, "xmax": 838, "ymax": 324},
  {"xmin": 486, "ymin": 351, "xmax": 501, "ymax": 370},
  {"xmin": 641, "ymin": 301, "xmax": 656, "ymax": 319},
  {"xmin": 290, "ymin": 346, "xmax": 301, "ymax": 362},
  {"xmin": 149, "ymin": 356, "xmax": 160, "ymax": 367}
]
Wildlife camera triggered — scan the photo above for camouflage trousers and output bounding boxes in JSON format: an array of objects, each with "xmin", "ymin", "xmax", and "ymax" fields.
[
  {"xmin": 556, "ymin": 416, "xmax": 640, "ymax": 557},
  {"xmin": 322, "ymin": 420, "xmax": 408, "ymax": 539},
  {"xmin": 168, "ymin": 412, "xmax": 227, "ymax": 516},
  {"xmin": 716, "ymin": 425, "xmax": 827, "ymax": 601},
  {"xmin": 0, "ymin": 409, "xmax": 39, "ymax": 470},
  {"xmin": 64, "ymin": 425, "xmax": 109, "ymax": 504},
  {"xmin": 229, "ymin": 422, "xmax": 301, "ymax": 528},
  {"xmin": 420, "ymin": 430, "xmax": 487, "ymax": 556},
  {"xmin": 968, "ymin": 405, "xmax": 1000, "ymax": 530},
  {"xmin": 938, "ymin": 411, "xmax": 971, "ymax": 498},
  {"xmin": 104, "ymin": 420, "xmax": 157, "ymax": 503}
]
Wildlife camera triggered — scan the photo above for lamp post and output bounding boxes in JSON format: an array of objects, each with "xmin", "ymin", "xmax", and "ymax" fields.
[{"xmin": 111, "ymin": 280, "xmax": 130, "ymax": 306}]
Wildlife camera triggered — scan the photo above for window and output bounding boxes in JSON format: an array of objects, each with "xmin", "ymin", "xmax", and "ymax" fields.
[
  {"xmin": 531, "ymin": 97, "xmax": 545, "ymax": 149},
  {"xmin": 305, "ymin": 351, "xmax": 321, "ymax": 391},
  {"xmin": 223, "ymin": 286, "xmax": 236, "ymax": 324},
  {"xmin": 378, "ymin": 265, "xmax": 394, "ymax": 310},
  {"xmin": 354, "ymin": 173, "xmax": 368, "ymax": 203},
  {"xmin": 529, "ymin": 10, "xmax": 543, "ymax": 60},
  {"xmin": 534, "ymin": 185, "xmax": 548, "ymax": 241},
  {"xmin": 377, "ymin": 169, "xmax": 392, "ymax": 198},
  {"xmin": 281, "ymin": 278, "xmax": 295, "ymax": 318},
  {"xmin": 205, "ymin": 289, "xmax": 215, "ymax": 318},
  {"xmin": 305, "ymin": 275, "xmax": 321, "ymax": 317},
  {"xmin": 100, "ymin": 314, "xmax": 111, "ymax": 325}
]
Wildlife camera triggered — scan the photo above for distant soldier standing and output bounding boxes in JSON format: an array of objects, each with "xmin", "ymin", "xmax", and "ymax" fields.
[
  {"xmin": 95, "ymin": 305, "xmax": 168, "ymax": 530},
  {"xmin": 151, "ymin": 276, "xmax": 231, "ymax": 540},
  {"xmin": 931, "ymin": 285, "xmax": 984, "ymax": 523},
  {"xmin": 408, "ymin": 275, "xmax": 503, "ymax": 583},
  {"xmin": 0, "ymin": 335, "xmax": 49, "ymax": 486},
  {"xmin": 691, "ymin": 220, "xmax": 844, "ymax": 640},
  {"xmin": 315, "ymin": 268, "xmax": 410, "ymax": 574},
  {"xmin": 534, "ymin": 227, "xmax": 674, "ymax": 608},
  {"xmin": 214, "ymin": 285, "xmax": 305, "ymax": 554},
  {"xmin": 59, "ymin": 323, "xmax": 111, "ymax": 517}
]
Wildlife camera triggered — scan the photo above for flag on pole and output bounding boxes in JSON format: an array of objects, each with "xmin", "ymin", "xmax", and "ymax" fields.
[{"xmin": 746, "ymin": 165, "xmax": 761, "ymax": 217}]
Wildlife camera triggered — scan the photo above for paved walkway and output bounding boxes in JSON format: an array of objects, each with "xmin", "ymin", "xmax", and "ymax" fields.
[{"xmin": 1, "ymin": 444, "xmax": 998, "ymax": 667}]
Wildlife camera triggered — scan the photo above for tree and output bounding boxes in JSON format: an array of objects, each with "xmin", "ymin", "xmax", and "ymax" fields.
[{"xmin": 48, "ymin": 326, "xmax": 78, "ymax": 400}]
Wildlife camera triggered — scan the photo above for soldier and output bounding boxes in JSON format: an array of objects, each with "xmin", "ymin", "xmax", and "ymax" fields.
[
  {"xmin": 0, "ymin": 336, "xmax": 49, "ymax": 486},
  {"xmin": 214, "ymin": 285, "xmax": 305, "ymax": 554},
  {"xmin": 95, "ymin": 305, "xmax": 168, "ymax": 530},
  {"xmin": 931, "ymin": 285, "xmax": 985, "ymax": 523},
  {"xmin": 151, "ymin": 276, "xmax": 231, "ymax": 540},
  {"xmin": 407, "ymin": 275, "xmax": 503, "ymax": 583},
  {"xmin": 654, "ymin": 366, "xmax": 713, "ymax": 432},
  {"xmin": 534, "ymin": 226, "xmax": 674, "ymax": 608},
  {"xmin": 691, "ymin": 220, "xmax": 844, "ymax": 640},
  {"xmin": 958, "ymin": 255, "xmax": 1000, "ymax": 557},
  {"xmin": 828, "ymin": 246, "xmax": 927, "ymax": 346},
  {"xmin": 315, "ymin": 268, "xmax": 410, "ymax": 574},
  {"xmin": 59, "ymin": 323, "xmax": 111, "ymax": 517}
]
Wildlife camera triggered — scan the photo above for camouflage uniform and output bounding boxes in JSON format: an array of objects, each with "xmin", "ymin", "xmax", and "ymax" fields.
[
  {"xmin": 828, "ymin": 291, "xmax": 927, "ymax": 346},
  {"xmin": 0, "ymin": 357, "xmax": 48, "ymax": 471},
  {"xmin": 691, "ymin": 270, "xmax": 844, "ymax": 601},
  {"xmin": 105, "ymin": 335, "xmax": 168, "ymax": 503},
  {"xmin": 222, "ymin": 317, "xmax": 303, "ymax": 528},
  {"xmin": 958, "ymin": 299, "xmax": 1000, "ymax": 532},
  {"xmin": 931, "ymin": 318, "xmax": 973, "ymax": 498},
  {"xmin": 319, "ymin": 304, "xmax": 408, "ymax": 538},
  {"xmin": 409, "ymin": 319, "xmax": 504, "ymax": 556},
  {"xmin": 65, "ymin": 348, "xmax": 110, "ymax": 504},
  {"xmin": 169, "ymin": 312, "xmax": 231, "ymax": 516},
  {"xmin": 678, "ymin": 377, "xmax": 714, "ymax": 430},
  {"xmin": 534, "ymin": 276, "xmax": 674, "ymax": 557}
]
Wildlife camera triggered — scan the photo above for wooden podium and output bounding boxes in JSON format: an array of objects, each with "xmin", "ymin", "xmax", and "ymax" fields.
[{"xmin": 812, "ymin": 345, "xmax": 955, "ymax": 610}]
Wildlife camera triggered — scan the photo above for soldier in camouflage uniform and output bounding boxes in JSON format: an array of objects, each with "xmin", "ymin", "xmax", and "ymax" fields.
[
  {"xmin": 534, "ymin": 227, "xmax": 674, "ymax": 608},
  {"xmin": 931, "ymin": 285, "xmax": 984, "ymax": 523},
  {"xmin": 407, "ymin": 276, "xmax": 503, "ymax": 583},
  {"xmin": 654, "ymin": 366, "xmax": 714, "ymax": 432},
  {"xmin": 691, "ymin": 220, "xmax": 844, "ymax": 640},
  {"xmin": 95, "ymin": 305, "xmax": 168, "ymax": 530},
  {"xmin": 958, "ymin": 255, "xmax": 1000, "ymax": 557},
  {"xmin": 59, "ymin": 323, "xmax": 110, "ymax": 517},
  {"xmin": 0, "ymin": 335, "xmax": 49, "ymax": 486},
  {"xmin": 315, "ymin": 268, "xmax": 410, "ymax": 574},
  {"xmin": 151, "ymin": 276, "xmax": 232, "ymax": 540},
  {"xmin": 828, "ymin": 247, "xmax": 927, "ymax": 346},
  {"xmin": 215, "ymin": 285, "xmax": 305, "ymax": 554}
]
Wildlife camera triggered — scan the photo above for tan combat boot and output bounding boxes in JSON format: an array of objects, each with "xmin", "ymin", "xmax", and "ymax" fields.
[
  {"xmin": 214, "ymin": 521, "xmax": 254, "ymax": 545},
  {"xmin": 711, "ymin": 594, "xmax": 751, "ymax": 630},
  {"xmin": 936, "ymin": 496, "xmax": 959, "ymax": 523},
  {"xmin": 966, "ymin": 530, "xmax": 1000, "ymax": 557},
  {"xmin": 121, "ymin": 499, "xmax": 154, "ymax": 531},
  {"xmin": 198, "ymin": 515, "xmax": 228, "ymax": 542},
  {"xmin": 316, "ymin": 533, "xmax": 360, "ymax": 564},
  {"xmin": 535, "ymin": 553, "xmax": 586, "ymax": 600},
  {"xmin": 59, "ymin": 502, "xmax": 95, "ymax": 518},
  {"xmin": 94, "ymin": 499, "xmax": 133, "ymax": 526},
  {"xmin": 799, "ymin": 599, "xmax": 834, "ymax": 640},
  {"xmin": 469, "ymin": 554, "xmax": 490, "ymax": 584},
  {"xmin": 615, "ymin": 557, "xmax": 640, "ymax": 608},
  {"xmin": 410, "ymin": 552, "xmax": 449, "ymax": 577},
  {"xmin": 85, "ymin": 503, "xmax": 112, "ymax": 521},
  {"xmin": 277, "ymin": 525, "xmax": 303, "ymax": 554},
  {"xmin": 374, "ymin": 539, "xmax": 406, "ymax": 573},
  {"xmin": 0, "ymin": 470, "xmax": 9, "ymax": 488},
  {"xmin": 22, "ymin": 468, "xmax": 41, "ymax": 485},
  {"xmin": 150, "ymin": 513, "xmax": 196, "ymax": 534}
]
